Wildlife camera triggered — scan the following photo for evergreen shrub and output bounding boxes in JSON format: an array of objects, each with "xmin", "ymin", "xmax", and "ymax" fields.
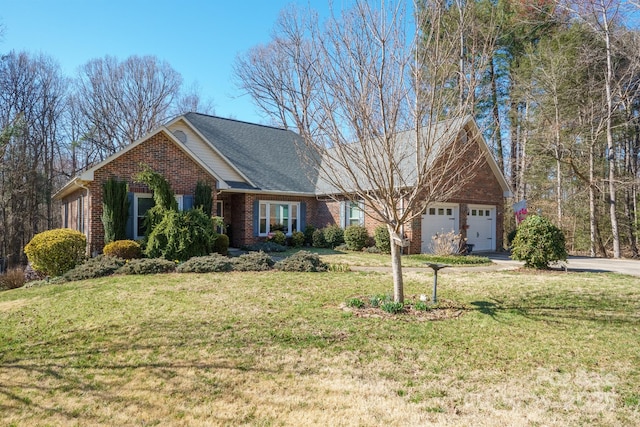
[
  {"xmin": 101, "ymin": 178, "xmax": 129, "ymax": 244},
  {"xmin": 274, "ymin": 250, "xmax": 328, "ymax": 272},
  {"xmin": 344, "ymin": 225, "xmax": 369, "ymax": 251},
  {"xmin": 118, "ymin": 258, "xmax": 176, "ymax": 275},
  {"xmin": 24, "ymin": 229, "xmax": 86, "ymax": 277},
  {"xmin": 312, "ymin": 229, "xmax": 326, "ymax": 248},
  {"xmin": 176, "ymin": 254, "xmax": 232, "ymax": 273},
  {"xmin": 103, "ymin": 240, "xmax": 142, "ymax": 260},
  {"xmin": 511, "ymin": 215, "xmax": 568, "ymax": 269},
  {"xmin": 291, "ymin": 231, "xmax": 305, "ymax": 248},
  {"xmin": 231, "ymin": 251, "xmax": 274, "ymax": 271},
  {"xmin": 303, "ymin": 224, "xmax": 316, "ymax": 246},
  {"xmin": 145, "ymin": 209, "xmax": 216, "ymax": 261},
  {"xmin": 323, "ymin": 225, "xmax": 344, "ymax": 248},
  {"xmin": 374, "ymin": 226, "xmax": 391, "ymax": 254},
  {"xmin": 63, "ymin": 255, "xmax": 125, "ymax": 281},
  {"xmin": 213, "ymin": 233, "xmax": 229, "ymax": 255},
  {"xmin": 194, "ymin": 181, "xmax": 213, "ymax": 216}
]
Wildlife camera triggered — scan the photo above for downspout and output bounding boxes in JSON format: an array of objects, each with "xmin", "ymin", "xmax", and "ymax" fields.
[{"xmin": 77, "ymin": 180, "xmax": 92, "ymax": 257}]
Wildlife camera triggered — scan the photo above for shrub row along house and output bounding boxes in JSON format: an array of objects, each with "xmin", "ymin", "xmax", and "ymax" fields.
[{"xmin": 54, "ymin": 113, "xmax": 510, "ymax": 255}]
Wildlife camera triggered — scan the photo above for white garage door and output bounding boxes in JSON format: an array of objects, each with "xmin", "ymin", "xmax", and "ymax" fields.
[
  {"xmin": 421, "ymin": 204, "xmax": 459, "ymax": 253},
  {"xmin": 467, "ymin": 205, "xmax": 496, "ymax": 252}
]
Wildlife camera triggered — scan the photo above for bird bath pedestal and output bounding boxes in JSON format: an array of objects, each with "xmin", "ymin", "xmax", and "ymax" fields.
[{"xmin": 425, "ymin": 263, "xmax": 449, "ymax": 304}]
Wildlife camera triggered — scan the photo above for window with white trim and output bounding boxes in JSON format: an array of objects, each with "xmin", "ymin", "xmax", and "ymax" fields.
[
  {"xmin": 258, "ymin": 201, "xmax": 299, "ymax": 235},
  {"xmin": 341, "ymin": 200, "xmax": 364, "ymax": 228}
]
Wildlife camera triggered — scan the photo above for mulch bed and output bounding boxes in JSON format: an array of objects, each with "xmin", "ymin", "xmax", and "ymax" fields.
[{"xmin": 339, "ymin": 296, "xmax": 466, "ymax": 321}]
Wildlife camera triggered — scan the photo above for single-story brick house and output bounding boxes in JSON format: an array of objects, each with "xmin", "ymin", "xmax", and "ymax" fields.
[{"xmin": 54, "ymin": 112, "xmax": 510, "ymax": 255}]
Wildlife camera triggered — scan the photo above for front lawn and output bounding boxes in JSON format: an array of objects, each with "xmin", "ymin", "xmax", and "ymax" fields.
[
  {"xmin": 1, "ymin": 269, "xmax": 638, "ymax": 425},
  {"xmin": 280, "ymin": 246, "xmax": 493, "ymax": 267}
]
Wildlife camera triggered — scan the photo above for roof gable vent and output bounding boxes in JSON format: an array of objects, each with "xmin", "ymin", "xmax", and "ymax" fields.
[{"xmin": 173, "ymin": 130, "xmax": 187, "ymax": 143}]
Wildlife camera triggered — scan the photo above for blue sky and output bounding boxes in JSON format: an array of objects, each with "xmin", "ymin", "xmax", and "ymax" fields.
[{"xmin": 0, "ymin": 0, "xmax": 335, "ymax": 125}]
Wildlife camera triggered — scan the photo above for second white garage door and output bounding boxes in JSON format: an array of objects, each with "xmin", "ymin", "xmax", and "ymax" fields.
[{"xmin": 466, "ymin": 205, "xmax": 496, "ymax": 252}]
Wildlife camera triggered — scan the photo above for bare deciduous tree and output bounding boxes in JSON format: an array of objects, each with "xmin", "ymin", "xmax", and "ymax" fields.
[
  {"xmin": 74, "ymin": 55, "xmax": 182, "ymax": 160},
  {"xmin": 236, "ymin": 1, "xmax": 494, "ymax": 302}
]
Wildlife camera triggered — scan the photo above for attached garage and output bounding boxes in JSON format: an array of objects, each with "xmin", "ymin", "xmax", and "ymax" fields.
[
  {"xmin": 421, "ymin": 203, "xmax": 459, "ymax": 253},
  {"xmin": 466, "ymin": 205, "xmax": 496, "ymax": 252}
]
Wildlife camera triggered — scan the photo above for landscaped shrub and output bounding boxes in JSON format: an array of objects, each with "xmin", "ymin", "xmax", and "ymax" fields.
[
  {"xmin": 365, "ymin": 245, "xmax": 381, "ymax": 253},
  {"xmin": 117, "ymin": 258, "xmax": 176, "ymax": 275},
  {"xmin": 231, "ymin": 251, "xmax": 275, "ymax": 271},
  {"xmin": 304, "ymin": 224, "xmax": 316, "ymax": 246},
  {"xmin": 0, "ymin": 268, "xmax": 25, "ymax": 291},
  {"xmin": 176, "ymin": 254, "xmax": 232, "ymax": 273},
  {"xmin": 291, "ymin": 231, "xmax": 305, "ymax": 248},
  {"xmin": 24, "ymin": 228, "xmax": 86, "ymax": 277},
  {"xmin": 194, "ymin": 181, "xmax": 213, "ymax": 216},
  {"xmin": 374, "ymin": 225, "xmax": 391, "ymax": 254},
  {"xmin": 213, "ymin": 233, "xmax": 229, "ymax": 256},
  {"xmin": 267, "ymin": 230, "xmax": 286, "ymax": 246},
  {"xmin": 103, "ymin": 240, "xmax": 142, "ymax": 260},
  {"xmin": 511, "ymin": 215, "xmax": 568, "ymax": 269},
  {"xmin": 312, "ymin": 229, "xmax": 326, "ymax": 248},
  {"xmin": 63, "ymin": 255, "xmax": 125, "ymax": 282},
  {"xmin": 102, "ymin": 177, "xmax": 129, "ymax": 244},
  {"xmin": 323, "ymin": 225, "xmax": 344, "ymax": 248},
  {"xmin": 145, "ymin": 209, "xmax": 216, "ymax": 261},
  {"xmin": 274, "ymin": 250, "xmax": 328, "ymax": 272},
  {"xmin": 507, "ymin": 229, "xmax": 518, "ymax": 247},
  {"xmin": 243, "ymin": 241, "xmax": 287, "ymax": 252},
  {"xmin": 135, "ymin": 167, "xmax": 179, "ymax": 237},
  {"xmin": 344, "ymin": 225, "xmax": 369, "ymax": 251}
]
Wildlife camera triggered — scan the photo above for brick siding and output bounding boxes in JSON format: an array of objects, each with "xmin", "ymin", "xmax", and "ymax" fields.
[{"xmin": 87, "ymin": 131, "xmax": 217, "ymax": 253}]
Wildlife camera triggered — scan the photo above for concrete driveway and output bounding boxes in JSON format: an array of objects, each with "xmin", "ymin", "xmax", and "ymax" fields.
[{"xmin": 485, "ymin": 252, "xmax": 640, "ymax": 278}]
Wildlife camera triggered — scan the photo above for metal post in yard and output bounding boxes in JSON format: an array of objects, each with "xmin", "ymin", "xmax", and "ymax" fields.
[{"xmin": 425, "ymin": 263, "xmax": 449, "ymax": 304}]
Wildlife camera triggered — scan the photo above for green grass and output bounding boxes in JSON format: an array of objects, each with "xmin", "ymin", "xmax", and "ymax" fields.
[
  {"xmin": 279, "ymin": 246, "xmax": 492, "ymax": 267},
  {"xmin": 1, "ymin": 269, "xmax": 639, "ymax": 425}
]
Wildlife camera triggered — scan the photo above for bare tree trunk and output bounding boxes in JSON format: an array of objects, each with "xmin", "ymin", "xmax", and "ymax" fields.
[
  {"xmin": 589, "ymin": 141, "xmax": 597, "ymax": 258},
  {"xmin": 601, "ymin": 1, "xmax": 621, "ymax": 258},
  {"xmin": 490, "ymin": 58, "xmax": 505, "ymax": 174},
  {"xmin": 390, "ymin": 225, "xmax": 404, "ymax": 303}
]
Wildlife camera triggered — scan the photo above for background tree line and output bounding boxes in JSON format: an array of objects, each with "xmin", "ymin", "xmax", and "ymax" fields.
[
  {"xmin": 0, "ymin": 50, "xmax": 214, "ymax": 268},
  {"xmin": 456, "ymin": 0, "xmax": 640, "ymax": 259},
  {"xmin": 2, "ymin": 0, "xmax": 640, "ymax": 270}
]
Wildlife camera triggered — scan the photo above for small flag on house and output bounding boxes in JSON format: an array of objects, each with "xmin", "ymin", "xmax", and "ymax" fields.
[{"xmin": 513, "ymin": 200, "xmax": 528, "ymax": 225}]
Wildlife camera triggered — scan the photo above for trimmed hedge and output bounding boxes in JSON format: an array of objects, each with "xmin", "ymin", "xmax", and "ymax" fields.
[
  {"xmin": 344, "ymin": 225, "xmax": 369, "ymax": 251},
  {"xmin": 274, "ymin": 251, "xmax": 328, "ymax": 272},
  {"xmin": 24, "ymin": 228, "xmax": 86, "ymax": 277},
  {"xmin": 176, "ymin": 254, "xmax": 232, "ymax": 273},
  {"xmin": 103, "ymin": 240, "xmax": 142, "ymax": 260}
]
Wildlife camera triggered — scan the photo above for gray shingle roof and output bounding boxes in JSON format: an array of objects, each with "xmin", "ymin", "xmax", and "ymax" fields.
[{"xmin": 183, "ymin": 113, "xmax": 317, "ymax": 193}]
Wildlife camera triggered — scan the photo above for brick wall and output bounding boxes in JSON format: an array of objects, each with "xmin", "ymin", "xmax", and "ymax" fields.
[{"xmin": 87, "ymin": 131, "xmax": 217, "ymax": 253}]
